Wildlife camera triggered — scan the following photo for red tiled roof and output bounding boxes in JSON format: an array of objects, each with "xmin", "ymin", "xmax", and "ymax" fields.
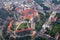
[
  {"xmin": 17, "ymin": 7, "xmax": 22, "ymax": 11},
  {"xmin": 22, "ymin": 8, "xmax": 37, "ymax": 20},
  {"xmin": 16, "ymin": 7, "xmax": 23, "ymax": 12},
  {"xmin": 7, "ymin": 20, "xmax": 14, "ymax": 31},
  {"xmin": 51, "ymin": 17, "xmax": 58, "ymax": 22},
  {"xmin": 27, "ymin": 0, "xmax": 32, "ymax": 3},
  {"xmin": 15, "ymin": 28, "xmax": 33, "ymax": 32}
]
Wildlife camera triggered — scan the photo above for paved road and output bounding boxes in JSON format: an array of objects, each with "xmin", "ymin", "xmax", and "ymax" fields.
[{"xmin": 0, "ymin": 26, "xmax": 5, "ymax": 40}]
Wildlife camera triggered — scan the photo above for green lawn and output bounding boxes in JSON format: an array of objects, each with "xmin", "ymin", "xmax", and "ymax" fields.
[
  {"xmin": 11, "ymin": 23, "xmax": 28, "ymax": 30},
  {"xmin": 17, "ymin": 23, "xmax": 27, "ymax": 30}
]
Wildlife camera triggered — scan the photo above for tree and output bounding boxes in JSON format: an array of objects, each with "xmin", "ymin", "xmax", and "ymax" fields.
[{"xmin": 48, "ymin": 22, "xmax": 60, "ymax": 37}]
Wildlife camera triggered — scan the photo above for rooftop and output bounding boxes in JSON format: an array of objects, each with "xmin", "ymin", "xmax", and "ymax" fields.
[{"xmin": 22, "ymin": 8, "xmax": 38, "ymax": 20}]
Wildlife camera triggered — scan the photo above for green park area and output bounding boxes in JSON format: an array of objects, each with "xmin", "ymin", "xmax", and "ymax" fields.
[
  {"xmin": 17, "ymin": 23, "xmax": 27, "ymax": 30},
  {"xmin": 11, "ymin": 23, "xmax": 27, "ymax": 30}
]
